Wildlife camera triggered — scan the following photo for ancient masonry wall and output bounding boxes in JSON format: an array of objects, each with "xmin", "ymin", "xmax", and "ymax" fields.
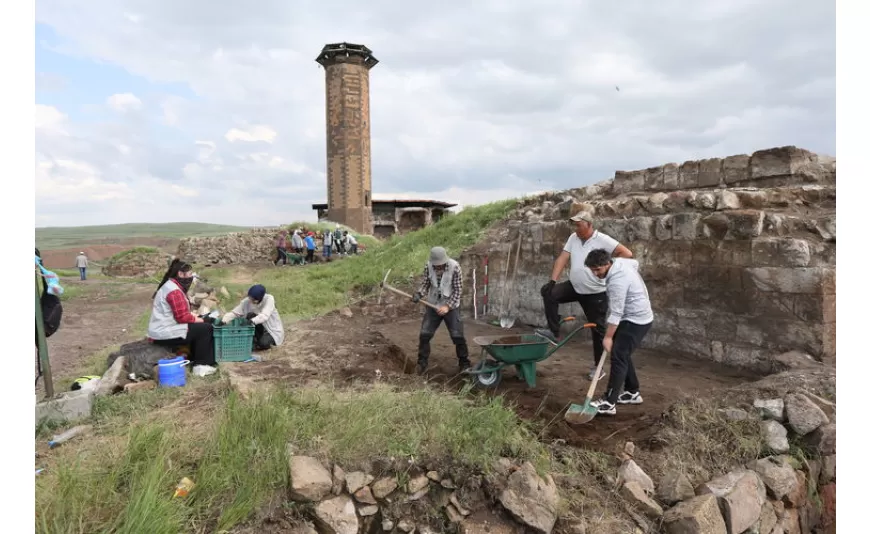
[
  {"xmin": 460, "ymin": 146, "xmax": 836, "ymax": 372},
  {"xmin": 176, "ymin": 228, "xmax": 281, "ymax": 266}
]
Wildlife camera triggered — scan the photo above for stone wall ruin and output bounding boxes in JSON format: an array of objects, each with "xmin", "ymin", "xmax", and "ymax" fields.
[{"xmin": 461, "ymin": 146, "xmax": 835, "ymax": 373}]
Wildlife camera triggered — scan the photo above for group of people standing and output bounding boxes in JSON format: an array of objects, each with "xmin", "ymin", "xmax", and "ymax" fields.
[
  {"xmin": 410, "ymin": 210, "xmax": 654, "ymax": 417},
  {"xmin": 274, "ymin": 228, "xmax": 358, "ymax": 266}
]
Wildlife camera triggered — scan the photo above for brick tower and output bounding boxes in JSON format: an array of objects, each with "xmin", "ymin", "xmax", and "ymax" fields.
[{"xmin": 316, "ymin": 43, "xmax": 378, "ymax": 235}]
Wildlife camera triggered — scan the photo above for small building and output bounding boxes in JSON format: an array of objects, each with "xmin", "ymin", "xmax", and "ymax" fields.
[{"xmin": 312, "ymin": 199, "xmax": 457, "ymax": 238}]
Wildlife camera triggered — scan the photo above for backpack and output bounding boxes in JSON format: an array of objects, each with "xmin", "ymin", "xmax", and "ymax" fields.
[{"xmin": 41, "ymin": 291, "xmax": 63, "ymax": 337}]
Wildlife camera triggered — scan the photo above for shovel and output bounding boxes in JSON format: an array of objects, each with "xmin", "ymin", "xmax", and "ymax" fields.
[
  {"xmin": 499, "ymin": 234, "xmax": 522, "ymax": 328},
  {"xmin": 564, "ymin": 350, "xmax": 610, "ymax": 425}
]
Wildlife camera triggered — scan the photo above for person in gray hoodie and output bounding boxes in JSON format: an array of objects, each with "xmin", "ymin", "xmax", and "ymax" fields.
[{"xmin": 583, "ymin": 248, "xmax": 654, "ymax": 416}]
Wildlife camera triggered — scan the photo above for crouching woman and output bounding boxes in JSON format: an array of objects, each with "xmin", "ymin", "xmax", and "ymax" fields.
[
  {"xmin": 147, "ymin": 259, "xmax": 217, "ymax": 376},
  {"xmin": 222, "ymin": 284, "xmax": 285, "ymax": 351}
]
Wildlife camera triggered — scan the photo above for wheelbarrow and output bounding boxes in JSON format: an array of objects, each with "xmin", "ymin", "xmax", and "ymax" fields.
[{"xmin": 466, "ymin": 317, "xmax": 596, "ymax": 388}]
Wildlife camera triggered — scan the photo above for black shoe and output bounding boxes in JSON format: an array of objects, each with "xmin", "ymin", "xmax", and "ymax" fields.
[
  {"xmin": 417, "ymin": 361, "xmax": 428, "ymax": 375},
  {"xmin": 458, "ymin": 359, "xmax": 471, "ymax": 373},
  {"xmin": 534, "ymin": 329, "xmax": 559, "ymax": 345}
]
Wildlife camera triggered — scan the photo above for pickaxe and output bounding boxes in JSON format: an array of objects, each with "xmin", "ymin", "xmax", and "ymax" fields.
[{"xmin": 378, "ymin": 268, "xmax": 441, "ymax": 311}]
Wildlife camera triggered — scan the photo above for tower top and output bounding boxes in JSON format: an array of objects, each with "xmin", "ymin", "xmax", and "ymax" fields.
[{"xmin": 316, "ymin": 42, "xmax": 379, "ymax": 69}]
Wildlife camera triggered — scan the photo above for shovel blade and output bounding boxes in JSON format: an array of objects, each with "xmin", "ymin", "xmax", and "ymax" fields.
[
  {"xmin": 499, "ymin": 315, "xmax": 515, "ymax": 328},
  {"xmin": 564, "ymin": 402, "xmax": 597, "ymax": 425}
]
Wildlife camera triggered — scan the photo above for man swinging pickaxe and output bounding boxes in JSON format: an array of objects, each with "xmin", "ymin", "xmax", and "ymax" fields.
[{"xmin": 377, "ymin": 268, "xmax": 440, "ymax": 311}]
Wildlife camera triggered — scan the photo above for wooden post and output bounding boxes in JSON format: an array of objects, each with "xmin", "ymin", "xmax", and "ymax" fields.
[{"xmin": 35, "ymin": 275, "xmax": 54, "ymax": 399}]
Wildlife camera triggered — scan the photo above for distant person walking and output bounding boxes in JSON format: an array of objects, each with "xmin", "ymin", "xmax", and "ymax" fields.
[
  {"xmin": 347, "ymin": 232, "xmax": 358, "ymax": 255},
  {"xmin": 75, "ymin": 251, "xmax": 89, "ymax": 280},
  {"xmin": 291, "ymin": 229, "xmax": 304, "ymax": 254},
  {"xmin": 322, "ymin": 230, "xmax": 333, "ymax": 258},
  {"xmin": 304, "ymin": 232, "xmax": 317, "ymax": 263},
  {"xmin": 274, "ymin": 230, "xmax": 288, "ymax": 266}
]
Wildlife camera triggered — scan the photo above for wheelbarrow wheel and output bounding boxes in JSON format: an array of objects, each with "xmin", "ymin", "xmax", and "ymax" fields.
[{"xmin": 473, "ymin": 359, "xmax": 502, "ymax": 388}]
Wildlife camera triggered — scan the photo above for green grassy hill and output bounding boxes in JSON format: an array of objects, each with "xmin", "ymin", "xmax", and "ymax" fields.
[{"xmin": 35, "ymin": 222, "xmax": 252, "ymax": 250}]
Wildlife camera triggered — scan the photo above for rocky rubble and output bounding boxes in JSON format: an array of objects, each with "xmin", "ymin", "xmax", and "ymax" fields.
[
  {"xmin": 618, "ymin": 388, "xmax": 835, "ymax": 534},
  {"xmin": 284, "ymin": 455, "xmax": 560, "ymax": 534},
  {"xmin": 101, "ymin": 248, "xmax": 172, "ymax": 278}
]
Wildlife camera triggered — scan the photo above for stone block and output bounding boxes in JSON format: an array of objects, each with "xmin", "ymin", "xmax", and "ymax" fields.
[
  {"xmin": 736, "ymin": 318, "xmax": 824, "ymax": 355},
  {"xmin": 672, "ymin": 213, "xmax": 704, "ymax": 240},
  {"xmin": 688, "ymin": 191, "xmax": 717, "ymax": 209},
  {"xmin": 701, "ymin": 213, "xmax": 729, "ymax": 240},
  {"xmin": 724, "ymin": 210, "xmax": 765, "ymax": 239},
  {"xmin": 36, "ymin": 389, "xmax": 94, "ymax": 425},
  {"xmin": 663, "ymin": 191, "xmax": 693, "ymax": 212},
  {"xmin": 596, "ymin": 219, "xmax": 628, "ymax": 243},
  {"xmin": 705, "ymin": 313, "xmax": 738, "ymax": 341},
  {"xmin": 661, "ymin": 163, "xmax": 680, "ymax": 190},
  {"xmin": 662, "ymin": 493, "xmax": 727, "ymax": 534},
  {"xmin": 626, "ymin": 217, "xmax": 655, "ymax": 241},
  {"xmin": 647, "ymin": 286, "xmax": 684, "ymax": 308},
  {"xmin": 698, "ymin": 158, "xmax": 723, "ymax": 188},
  {"xmin": 751, "ymin": 238, "xmax": 811, "ymax": 267},
  {"xmin": 749, "ymin": 146, "xmax": 817, "ymax": 180},
  {"xmin": 673, "ymin": 308, "xmax": 708, "ymax": 338},
  {"xmin": 640, "ymin": 166, "xmax": 661, "ymax": 190},
  {"xmin": 716, "ymin": 190, "xmax": 741, "ymax": 210},
  {"xmin": 722, "ymin": 154, "xmax": 750, "ymax": 184},
  {"xmin": 743, "ymin": 267, "xmax": 830, "ymax": 294},
  {"xmin": 613, "ymin": 170, "xmax": 646, "ymax": 194},
  {"xmin": 655, "ymin": 215, "xmax": 673, "ymax": 240},
  {"xmin": 679, "ymin": 160, "xmax": 700, "ymax": 189},
  {"xmin": 689, "ymin": 266, "xmax": 744, "ymax": 293},
  {"xmin": 721, "ymin": 344, "xmax": 770, "ymax": 370}
]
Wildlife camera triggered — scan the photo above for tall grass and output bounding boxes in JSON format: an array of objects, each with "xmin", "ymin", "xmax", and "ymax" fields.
[
  {"xmin": 202, "ymin": 200, "xmax": 516, "ymax": 319},
  {"xmin": 35, "ymin": 381, "xmax": 546, "ymax": 533}
]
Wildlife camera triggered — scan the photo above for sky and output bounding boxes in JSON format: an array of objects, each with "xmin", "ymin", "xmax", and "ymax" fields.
[{"xmin": 34, "ymin": 0, "xmax": 835, "ymax": 228}]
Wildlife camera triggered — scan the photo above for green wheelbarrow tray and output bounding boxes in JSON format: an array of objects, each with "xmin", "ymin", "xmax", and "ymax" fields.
[{"xmin": 466, "ymin": 317, "xmax": 596, "ymax": 388}]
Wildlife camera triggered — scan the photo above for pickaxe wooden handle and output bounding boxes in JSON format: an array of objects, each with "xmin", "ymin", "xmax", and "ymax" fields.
[{"xmin": 382, "ymin": 283, "xmax": 441, "ymax": 311}]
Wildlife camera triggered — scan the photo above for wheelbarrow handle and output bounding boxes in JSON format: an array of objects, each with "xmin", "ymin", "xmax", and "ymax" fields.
[{"xmin": 560, "ymin": 316, "xmax": 597, "ymax": 329}]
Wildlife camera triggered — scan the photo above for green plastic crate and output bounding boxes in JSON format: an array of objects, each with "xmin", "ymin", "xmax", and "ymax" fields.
[{"xmin": 214, "ymin": 318, "xmax": 255, "ymax": 362}]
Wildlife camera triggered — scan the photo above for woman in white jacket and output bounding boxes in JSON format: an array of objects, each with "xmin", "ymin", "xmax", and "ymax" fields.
[{"xmin": 222, "ymin": 284, "xmax": 285, "ymax": 350}]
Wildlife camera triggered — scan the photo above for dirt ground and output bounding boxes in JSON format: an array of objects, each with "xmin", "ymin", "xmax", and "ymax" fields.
[
  {"xmin": 39, "ymin": 238, "xmax": 178, "ymax": 268},
  {"xmin": 43, "ymin": 272, "xmax": 759, "ymax": 452}
]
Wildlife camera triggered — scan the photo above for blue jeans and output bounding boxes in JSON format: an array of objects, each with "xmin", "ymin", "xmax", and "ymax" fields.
[
  {"xmin": 323, "ymin": 245, "xmax": 332, "ymax": 258},
  {"xmin": 79, "ymin": 267, "xmax": 86, "ymax": 280}
]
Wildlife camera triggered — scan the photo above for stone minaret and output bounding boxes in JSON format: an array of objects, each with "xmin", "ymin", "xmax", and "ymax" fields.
[{"xmin": 315, "ymin": 43, "xmax": 378, "ymax": 235}]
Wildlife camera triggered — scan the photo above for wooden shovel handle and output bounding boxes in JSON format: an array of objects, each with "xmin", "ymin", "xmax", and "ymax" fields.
[{"xmin": 583, "ymin": 350, "xmax": 609, "ymax": 403}]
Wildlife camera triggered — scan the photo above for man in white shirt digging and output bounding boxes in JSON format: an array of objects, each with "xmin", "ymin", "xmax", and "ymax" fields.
[
  {"xmin": 535, "ymin": 211, "xmax": 633, "ymax": 380},
  {"xmin": 584, "ymin": 248, "xmax": 654, "ymax": 416}
]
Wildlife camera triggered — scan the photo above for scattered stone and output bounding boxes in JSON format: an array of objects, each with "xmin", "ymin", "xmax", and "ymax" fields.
[
  {"xmin": 820, "ymin": 455, "xmax": 836, "ymax": 484},
  {"xmin": 783, "ymin": 393, "xmax": 829, "ymax": 436},
  {"xmin": 747, "ymin": 457, "xmax": 799, "ymax": 500},
  {"xmin": 340, "ymin": 307, "xmax": 353, "ymax": 318},
  {"xmin": 498, "ymin": 461, "xmax": 559, "ymax": 534},
  {"xmin": 406, "ymin": 487, "xmax": 429, "ymax": 502},
  {"xmin": 753, "ymin": 399, "xmax": 785, "ymax": 422},
  {"xmin": 426, "ymin": 470, "xmax": 441, "ymax": 481},
  {"xmin": 95, "ymin": 355, "xmax": 127, "ymax": 396},
  {"xmin": 358, "ymin": 505, "xmax": 379, "ymax": 517},
  {"xmin": 450, "ymin": 493, "xmax": 471, "ymax": 516},
  {"xmin": 346, "ymin": 471, "xmax": 374, "ymax": 494},
  {"xmin": 332, "ymin": 464, "xmax": 346, "ymax": 495},
  {"xmin": 719, "ymin": 407, "xmax": 750, "ymax": 421},
  {"xmin": 493, "ymin": 458, "xmax": 513, "ymax": 477},
  {"xmin": 757, "ymin": 501, "xmax": 777, "ymax": 534},
  {"xmin": 772, "ymin": 351, "xmax": 821, "ymax": 372},
  {"xmin": 123, "ymin": 380, "xmax": 156, "ymax": 393},
  {"xmin": 696, "ymin": 469, "xmax": 765, "ymax": 534},
  {"xmin": 620, "ymin": 480, "xmax": 664, "ymax": 519},
  {"xmin": 372, "ymin": 476, "xmax": 398, "ymax": 499},
  {"xmin": 783, "ymin": 469, "xmax": 807, "ymax": 508},
  {"xmin": 617, "ymin": 460, "xmax": 655, "ymax": 495},
  {"xmin": 382, "ymin": 519, "xmax": 395, "ymax": 531},
  {"xmin": 313, "ymin": 495, "xmax": 359, "ymax": 534},
  {"xmin": 656, "ymin": 472, "xmax": 695, "ymax": 505},
  {"xmin": 775, "ymin": 509, "xmax": 800, "ymax": 534},
  {"xmin": 819, "ymin": 483, "xmax": 836, "ymax": 531},
  {"xmin": 397, "ymin": 519, "xmax": 415, "ymax": 533},
  {"xmin": 446, "ymin": 505, "xmax": 464, "ymax": 523},
  {"xmin": 804, "ymin": 423, "xmax": 836, "ymax": 455},
  {"xmin": 459, "ymin": 511, "xmax": 523, "ymax": 534},
  {"xmin": 441, "ymin": 479, "xmax": 456, "ymax": 489},
  {"xmin": 354, "ymin": 485, "xmax": 378, "ymax": 505},
  {"xmin": 662, "ymin": 493, "xmax": 727, "ymax": 534},
  {"xmin": 289, "ymin": 456, "xmax": 333, "ymax": 502},
  {"xmin": 36, "ymin": 389, "xmax": 95, "ymax": 424},
  {"xmin": 761, "ymin": 420, "xmax": 790, "ymax": 454},
  {"xmin": 407, "ymin": 475, "xmax": 429, "ymax": 494},
  {"xmin": 624, "ymin": 441, "xmax": 636, "ymax": 457}
]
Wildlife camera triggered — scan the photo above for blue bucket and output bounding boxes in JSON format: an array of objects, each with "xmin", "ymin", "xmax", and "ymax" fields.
[{"xmin": 157, "ymin": 356, "xmax": 189, "ymax": 388}]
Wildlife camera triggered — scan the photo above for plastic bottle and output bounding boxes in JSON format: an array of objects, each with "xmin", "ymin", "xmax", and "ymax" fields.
[{"xmin": 48, "ymin": 424, "xmax": 92, "ymax": 448}]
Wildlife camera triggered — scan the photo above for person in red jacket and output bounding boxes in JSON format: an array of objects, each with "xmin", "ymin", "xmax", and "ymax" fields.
[{"xmin": 147, "ymin": 259, "xmax": 217, "ymax": 376}]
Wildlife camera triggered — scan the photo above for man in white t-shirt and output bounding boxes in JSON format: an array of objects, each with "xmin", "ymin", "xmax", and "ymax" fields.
[{"xmin": 535, "ymin": 211, "xmax": 633, "ymax": 380}]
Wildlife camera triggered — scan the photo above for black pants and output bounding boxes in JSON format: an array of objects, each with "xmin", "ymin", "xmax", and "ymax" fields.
[
  {"xmin": 152, "ymin": 322, "xmax": 216, "ymax": 366},
  {"xmin": 275, "ymin": 247, "xmax": 287, "ymax": 265},
  {"xmin": 253, "ymin": 323, "xmax": 276, "ymax": 350},
  {"xmin": 604, "ymin": 320, "xmax": 653, "ymax": 404},
  {"xmin": 294, "ymin": 247, "xmax": 303, "ymax": 254},
  {"xmin": 541, "ymin": 281, "xmax": 609, "ymax": 365},
  {"xmin": 418, "ymin": 307, "xmax": 469, "ymax": 364},
  {"xmin": 306, "ymin": 249, "xmax": 315, "ymax": 262}
]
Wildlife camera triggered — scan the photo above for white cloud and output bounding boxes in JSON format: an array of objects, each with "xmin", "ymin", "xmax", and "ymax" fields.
[
  {"xmin": 224, "ymin": 125, "xmax": 278, "ymax": 144},
  {"xmin": 106, "ymin": 92, "xmax": 143, "ymax": 112},
  {"xmin": 34, "ymin": 0, "xmax": 834, "ymax": 227}
]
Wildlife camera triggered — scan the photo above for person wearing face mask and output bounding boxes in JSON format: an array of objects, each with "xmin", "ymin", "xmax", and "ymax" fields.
[
  {"xmin": 221, "ymin": 284, "xmax": 285, "ymax": 351},
  {"xmin": 147, "ymin": 258, "xmax": 217, "ymax": 376}
]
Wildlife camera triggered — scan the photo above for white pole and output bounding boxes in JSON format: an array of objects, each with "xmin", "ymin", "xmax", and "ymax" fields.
[{"xmin": 472, "ymin": 268, "xmax": 478, "ymax": 320}]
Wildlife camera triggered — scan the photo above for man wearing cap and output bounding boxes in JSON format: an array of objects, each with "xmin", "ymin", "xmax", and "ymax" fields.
[
  {"xmin": 222, "ymin": 284, "xmax": 285, "ymax": 350},
  {"xmin": 412, "ymin": 246, "xmax": 471, "ymax": 374},
  {"xmin": 535, "ymin": 211, "xmax": 633, "ymax": 381},
  {"xmin": 75, "ymin": 251, "xmax": 89, "ymax": 280}
]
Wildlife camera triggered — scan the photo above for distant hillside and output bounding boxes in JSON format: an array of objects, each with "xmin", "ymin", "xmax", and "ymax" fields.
[{"xmin": 36, "ymin": 222, "xmax": 252, "ymax": 250}]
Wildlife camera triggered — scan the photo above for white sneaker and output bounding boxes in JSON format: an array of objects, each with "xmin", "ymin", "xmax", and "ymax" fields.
[{"xmin": 192, "ymin": 365, "xmax": 217, "ymax": 377}]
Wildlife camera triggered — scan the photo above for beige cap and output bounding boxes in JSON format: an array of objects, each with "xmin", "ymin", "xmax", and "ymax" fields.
[{"xmin": 569, "ymin": 211, "xmax": 593, "ymax": 223}]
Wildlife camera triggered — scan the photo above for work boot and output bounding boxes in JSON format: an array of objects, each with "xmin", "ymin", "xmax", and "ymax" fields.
[
  {"xmin": 534, "ymin": 328, "xmax": 560, "ymax": 345},
  {"xmin": 457, "ymin": 358, "xmax": 471, "ymax": 373},
  {"xmin": 416, "ymin": 359, "xmax": 428, "ymax": 375}
]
